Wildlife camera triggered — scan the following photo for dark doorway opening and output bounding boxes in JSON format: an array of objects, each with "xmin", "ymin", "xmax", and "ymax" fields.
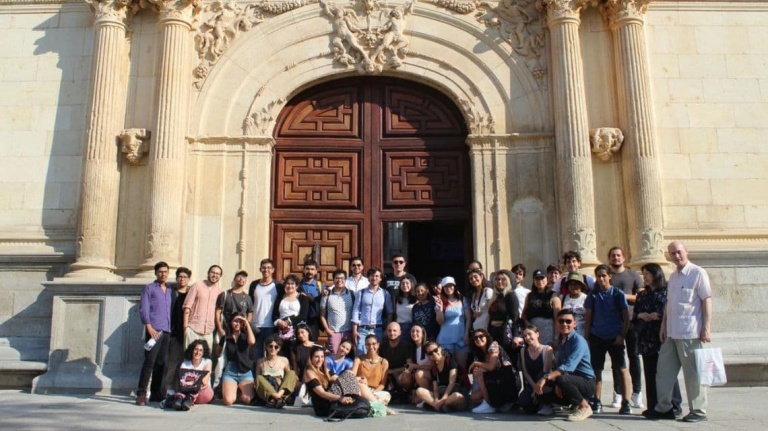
[{"xmin": 383, "ymin": 220, "xmax": 470, "ymax": 287}]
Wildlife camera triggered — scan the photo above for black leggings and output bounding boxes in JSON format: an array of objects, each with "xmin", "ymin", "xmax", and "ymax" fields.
[{"xmin": 540, "ymin": 374, "xmax": 595, "ymax": 407}]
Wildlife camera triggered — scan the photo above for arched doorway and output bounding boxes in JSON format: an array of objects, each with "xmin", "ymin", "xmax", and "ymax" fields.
[{"xmin": 271, "ymin": 77, "xmax": 470, "ymax": 283}]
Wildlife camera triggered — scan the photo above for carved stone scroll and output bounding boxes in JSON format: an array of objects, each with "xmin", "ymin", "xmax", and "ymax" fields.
[{"xmin": 589, "ymin": 127, "xmax": 623, "ymax": 161}]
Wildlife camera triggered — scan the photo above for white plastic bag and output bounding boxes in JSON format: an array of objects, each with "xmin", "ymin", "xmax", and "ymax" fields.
[{"xmin": 695, "ymin": 347, "xmax": 727, "ymax": 387}]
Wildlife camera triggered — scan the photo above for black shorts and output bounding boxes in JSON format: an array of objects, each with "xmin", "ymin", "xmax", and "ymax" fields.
[{"xmin": 588, "ymin": 334, "xmax": 626, "ymax": 371}]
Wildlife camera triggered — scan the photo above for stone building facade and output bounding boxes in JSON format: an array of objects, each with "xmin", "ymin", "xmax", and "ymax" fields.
[{"xmin": 0, "ymin": 0, "xmax": 765, "ymax": 392}]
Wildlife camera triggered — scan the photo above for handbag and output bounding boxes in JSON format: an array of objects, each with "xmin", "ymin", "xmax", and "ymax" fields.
[
  {"xmin": 695, "ymin": 347, "xmax": 727, "ymax": 387},
  {"xmin": 325, "ymin": 394, "xmax": 371, "ymax": 422}
]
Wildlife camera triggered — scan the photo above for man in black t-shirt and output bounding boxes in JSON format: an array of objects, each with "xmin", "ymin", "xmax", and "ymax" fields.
[
  {"xmin": 383, "ymin": 254, "xmax": 417, "ymax": 299},
  {"xmin": 215, "ymin": 270, "xmax": 254, "ymax": 338},
  {"xmin": 378, "ymin": 322, "xmax": 414, "ymax": 397}
]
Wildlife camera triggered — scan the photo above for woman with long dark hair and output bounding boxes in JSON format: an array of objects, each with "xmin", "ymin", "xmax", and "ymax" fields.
[
  {"xmin": 468, "ymin": 269, "xmax": 495, "ymax": 331},
  {"xmin": 435, "ymin": 278, "xmax": 471, "ymax": 367},
  {"xmin": 394, "ymin": 276, "xmax": 417, "ymax": 337},
  {"xmin": 412, "ymin": 282, "xmax": 439, "ymax": 340},
  {"xmin": 220, "ymin": 314, "xmax": 256, "ymax": 406},
  {"xmin": 272, "ymin": 274, "xmax": 309, "ymax": 358},
  {"xmin": 636, "ymin": 263, "xmax": 682, "ymax": 416},
  {"xmin": 413, "ymin": 341, "xmax": 469, "ymax": 412},
  {"xmin": 522, "ymin": 269, "xmax": 561, "ymax": 346}
]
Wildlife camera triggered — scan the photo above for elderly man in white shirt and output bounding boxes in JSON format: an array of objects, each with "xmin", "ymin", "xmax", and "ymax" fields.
[{"xmin": 645, "ymin": 241, "xmax": 712, "ymax": 423}]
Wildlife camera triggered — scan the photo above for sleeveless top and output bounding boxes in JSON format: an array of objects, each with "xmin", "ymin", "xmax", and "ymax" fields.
[
  {"xmin": 524, "ymin": 347, "xmax": 546, "ymax": 381},
  {"xmin": 357, "ymin": 357, "xmax": 386, "ymax": 388}
]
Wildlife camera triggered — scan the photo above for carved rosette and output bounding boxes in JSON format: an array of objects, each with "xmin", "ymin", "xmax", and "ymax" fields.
[
  {"xmin": 119, "ymin": 128, "xmax": 151, "ymax": 164},
  {"xmin": 589, "ymin": 127, "xmax": 623, "ymax": 161},
  {"xmin": 599, "ymin": 0, "xmax": 649, "ymax": 29},
  {"xmin": 319, "ymin": 0, "xmax": 415, "ymax": 74}
]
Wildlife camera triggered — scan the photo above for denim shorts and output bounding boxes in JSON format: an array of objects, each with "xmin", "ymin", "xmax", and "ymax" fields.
[{"xmin": 222, "ymin": 363, "xmax": 254, "ymax": 384}]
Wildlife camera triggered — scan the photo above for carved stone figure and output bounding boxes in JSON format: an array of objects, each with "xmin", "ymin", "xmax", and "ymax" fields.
[
  {"xmin": 119, "ymin": 128, "xmax": 151, "ymax": 165},
  {"xmin": 320, "ymin": 0, "xmax": 415, "ymax": 74},
  {"xmin": 590, "ymin": 127, "xmax": 624, "ymax": 161}
]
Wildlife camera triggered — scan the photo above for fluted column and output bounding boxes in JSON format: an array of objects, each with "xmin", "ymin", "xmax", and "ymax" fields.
[
  {"xmin": 137, "ymin": 0, "xmax": 198, "ymax": 276},
  {"xmin": 603, "ymin": 0, "xmax": 666, "ymax": 267},
  {"xmin": 66, "ymin": 0, "xmax": 133, "ymax": 280},
  {"xmin": 541, "ymin": 0, "xmax": 599, "ymax": 266}
]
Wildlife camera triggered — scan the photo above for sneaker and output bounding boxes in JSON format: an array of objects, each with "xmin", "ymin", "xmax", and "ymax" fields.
[
  {"xmin": 683, "ymin": 412, "xmax": 707, "ymax": 422},
  {"xmin": 537, "ymin": 404, "xmax": 554, "ymax": 416},
  {"xmin": 136, "ymin": 394, "xmax": 147, "ymax": 406},
  {"xmin": 416, "ymin": 401, "xmax": 425, "ymax": 409},
  {"xmin": 498, "ymin": 402, "xmax": 516, "ymax": 413},
  {"xmin": 631, "ymin": 392, "xmax": 644, "ymax": 409},
  {"xmin": 472, "ymin": 400, "xmax": 496, "ymax": 414},
  {"xmin": 568, "ymin": 407, "xmax": 593, "ymax": 422},
  {"xmin": 610, "ymin": 392, "xmax": 621, "ymax": 408},
  {"xmin": 181, "ymin": 396, "xmax": 192, "ymax": 411},
  {"xmin": 589, "ymin": 398, "xmax": 603, "ymax": 414},
  {"xmin": 619, "ymin": 399, "xmax": 632, "ymax": 415}
]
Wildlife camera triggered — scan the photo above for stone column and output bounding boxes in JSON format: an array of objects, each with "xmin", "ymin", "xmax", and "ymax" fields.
[
  {"xmin": 603, "ymin": 0, "xmax": 666, "ymax": 267},
  {"xmin": 466, "ymin": 135, "xmax": 502, "ymax": 271},
  {"xmin": 137, "ymin": 0, "xmax": 198, "ymax": 276},
  {"xmin": 66, "ymin": 0, "xmax": 133, "ymax": 280},
  {"xmin": 541, "ymin": 0, "xmax": 599, "ymax": 266}
]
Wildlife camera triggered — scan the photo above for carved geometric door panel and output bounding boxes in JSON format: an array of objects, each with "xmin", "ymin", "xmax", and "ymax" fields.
[
  {"xmin": 273, "ymin": 222, "xmax": 359, "ymax": 284},
  {"xmin": 271, "ymin": 77, "xmax": 469, "ymax": 280}
]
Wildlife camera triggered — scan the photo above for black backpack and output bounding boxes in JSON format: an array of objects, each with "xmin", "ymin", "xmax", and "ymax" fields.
[{"xmin": 325, "ymin": 394, "xmax": 371, "ymax": 421}]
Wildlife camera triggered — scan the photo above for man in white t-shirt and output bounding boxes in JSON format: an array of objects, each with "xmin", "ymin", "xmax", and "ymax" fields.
[
  {"xmin": 646, "ymin": 241, "xmax": 712, "ymax": 423},
  {"xmin": 512, "ymin": 263, "xmax": 530, "ymax": 316},
  {"xmin": 346, "ymin": 256, "xmax": 369, "ymax": 293},
  {"xmin": 248, "ymin": 258, "xmax": 283, "ymax": 361}
]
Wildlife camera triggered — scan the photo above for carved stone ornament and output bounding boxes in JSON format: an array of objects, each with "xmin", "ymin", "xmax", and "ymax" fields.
[
  {"xmin": 193, "ymin": 1, "xmax": 315, "ymax": 90},
  {"xmin": 87, "ymin": 0, "xmax": 142, "ymax": 25},
  {"xmin": 430, "ymin": 0, "xmax": 547, "ymax": 86},
  {"xmin": 459, "ymin": 99, "xmax": 495, "ymax": 134},
  {"xmin": 244, "ymin": 98, "xmax": 286, "ymax": 135},
  {"xmin": 589, "ymin": 127, "xmax": 623, "ymax": 161},
  {"xmin": 319, "ymin": 0, "xmax": 415, "ymax": 74},
  {"xmin": 119, "ymin": 128, "xmax": 151, "ymax": 165},
  {"xmin": 536, "ymin": 0, "xmax": 586, "ymax": 21},
  {"xmin": 639, "ymin": 226, "xmax": 665, "ymax": 260},
  {"xmin": 148, "ymin": 0, "xmax": 202, "ymax": 22},
  {"xmin": 598, "ymin": 0, "xmax": 650, "ymax": 29},
  {"xmin": 570, "ymin": 227, "xmax": 596, "ymax": 258}
]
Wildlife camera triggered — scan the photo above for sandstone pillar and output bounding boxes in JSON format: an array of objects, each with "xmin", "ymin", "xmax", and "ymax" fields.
[
  {"xmin": 66, "ymin": 0, "xmax": 133, "ymax": 280},
  {"xmin": 603, "ymin": 0, "xmax": 666, "ymax": 267},
  {"xmin": 542, "ymin": 0, "xmax": 599, "ymax": 266},
  {"xmin": 137, "ymin": 0, "xmax": 198, "ymax": 276}
]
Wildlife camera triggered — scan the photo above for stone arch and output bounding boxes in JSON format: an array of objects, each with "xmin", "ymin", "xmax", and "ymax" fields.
[{"xmin": 190, "ymin": 5, "xmax": 550, "ymax": 137}]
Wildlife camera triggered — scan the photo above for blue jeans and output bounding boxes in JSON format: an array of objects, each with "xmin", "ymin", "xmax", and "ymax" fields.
[
  {"xmin": 355, "ymin": 326, "xmax": 382, "ymax": 356},
  {"xmin": 252, "ymin": 326, "xmax": 274, "ymax": 363}
]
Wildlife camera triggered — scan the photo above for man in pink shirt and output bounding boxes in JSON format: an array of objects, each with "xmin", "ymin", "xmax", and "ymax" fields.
[{"xmin": 182, "ymin": 265, "xmax": 223, "ymax": 351}]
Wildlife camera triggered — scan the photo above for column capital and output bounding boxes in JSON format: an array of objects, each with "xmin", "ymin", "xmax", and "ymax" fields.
[
  {"xmin": 86, "ymin": 0, "xmax": 138, "ymax": 27},
  {"xmin": 148, "ymin": 0, "xmax": 201, "ymax": 26},
  {"xmin": 537, "ymin": 0, "xmax": 587, "ymax": 25},
  {"xmin": 599, "ymin": 0, "xmax": 650, "ymax": 30}
]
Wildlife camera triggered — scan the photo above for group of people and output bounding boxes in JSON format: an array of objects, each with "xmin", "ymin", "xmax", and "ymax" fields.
[{"xmin": 137, "ymin": 240, "xmax": 713, "ymax": 423}]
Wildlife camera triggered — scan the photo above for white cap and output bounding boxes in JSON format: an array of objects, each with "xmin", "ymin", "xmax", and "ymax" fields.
[{"xmin": 440, "ymin": 276, "xmax": 456, "ymax": 286}]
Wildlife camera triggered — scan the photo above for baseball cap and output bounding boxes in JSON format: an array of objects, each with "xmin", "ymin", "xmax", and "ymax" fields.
[
  {"xmin": 532, "ymin": 269, "xmax": 545, "ymax": 279},
  {"xmin": 440, "ymin": 276, "xmax": 456, "ymax": 286}
]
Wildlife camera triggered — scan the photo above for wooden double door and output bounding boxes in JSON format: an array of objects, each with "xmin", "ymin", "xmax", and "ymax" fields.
[{"xmin": 271, "ymin": 77, "xmax": 470, "ymax": 282}]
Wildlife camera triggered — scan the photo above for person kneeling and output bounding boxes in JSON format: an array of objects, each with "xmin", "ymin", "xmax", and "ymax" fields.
[
  {"xmin": 534, "ymin": 309, "xmax": 596, "ymax": 422},
  {"xmin": 220, "ymin": 314, "xmax": 256, "ymax": 406}
]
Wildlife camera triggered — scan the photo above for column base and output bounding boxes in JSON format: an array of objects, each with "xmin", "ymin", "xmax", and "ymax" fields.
[{"xmin": 65, "ymin": 263, "xmax": 123, "ymax": 281}]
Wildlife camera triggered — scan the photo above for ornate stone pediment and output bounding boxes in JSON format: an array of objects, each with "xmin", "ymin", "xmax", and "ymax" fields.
[{"xmin": 319, "ymin": 0, "xmax": 415, "ymax": 74}]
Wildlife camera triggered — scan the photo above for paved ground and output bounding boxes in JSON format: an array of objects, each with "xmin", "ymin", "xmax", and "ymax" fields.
[{"xmin": 1, "ymin": 385, "xmax": 767, "ymax": 431}]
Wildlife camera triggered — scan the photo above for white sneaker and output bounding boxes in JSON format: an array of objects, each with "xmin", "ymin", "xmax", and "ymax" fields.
[
  {"xmin": 472, "ymin": 400, "xmax": 496, "ymax": 414},
  {"xmin": 416, "ymin": 401, "xmax": 425, "ymax": 409},
  {"xmin": 631, "ymin": 392, "xmax": 644, "ymax": 409},
  {"xmin": 610, "ymin": 392, "xmax": 621, "ymax": 408},
  {"xmin": 537, "ymin": 404, "xmax": 554, "ymax": 416}
]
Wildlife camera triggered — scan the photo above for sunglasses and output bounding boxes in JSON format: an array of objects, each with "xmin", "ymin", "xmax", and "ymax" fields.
[
  {"xmin": 558, "ymin": 319, "xmax": 574, "ymax": 324},
  {"xmin": 392, "ymin": 261, "xmax": 405, "ymax": 264},
  {"xmin": 473, "ymin": 334, "xmax": 486, "ymax": 340},
  {"xmin": 426, "ymin": 349, "xmax": 440, "ymax": 356},
  {"xmin": 267, "ymin": 345, "xmax": 279, "ymax": 349}
]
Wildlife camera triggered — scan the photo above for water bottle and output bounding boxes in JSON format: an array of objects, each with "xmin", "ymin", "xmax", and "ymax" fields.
[{"xmin": 144, "ymin": 338, "xmax": 157, "ymax": 351}]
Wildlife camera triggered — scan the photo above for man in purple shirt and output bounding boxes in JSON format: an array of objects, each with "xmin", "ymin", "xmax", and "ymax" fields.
[{"xmin": 137, "ymin": 261, "xmax": 172, "ymax": 406}]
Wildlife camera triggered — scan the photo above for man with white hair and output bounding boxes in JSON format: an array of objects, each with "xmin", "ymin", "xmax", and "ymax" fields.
[{"xmin": 645, "ymin": 241, "xmax": 712, "ymax": 422}]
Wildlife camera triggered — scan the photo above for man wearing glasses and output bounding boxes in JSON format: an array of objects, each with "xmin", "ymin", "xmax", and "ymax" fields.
[
  {"xmin": 345, "ymin": 256, "xmax": 369, "ymax": 293},
  {"xmin": 320, "ymin": 268, "xmax": 355, "ymax": 354},
  {"xmin": 384, "ymin": 254, "xmax": 417, "ymax": 299},
  {"xmin": 534, "ymin": 309, "xmax": 596, "ymax": 422}
]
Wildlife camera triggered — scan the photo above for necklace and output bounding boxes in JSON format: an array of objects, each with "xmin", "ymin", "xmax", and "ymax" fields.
[{"xmin": 266, "ymin": 357, "xmax": 278, "ymax": 369}]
